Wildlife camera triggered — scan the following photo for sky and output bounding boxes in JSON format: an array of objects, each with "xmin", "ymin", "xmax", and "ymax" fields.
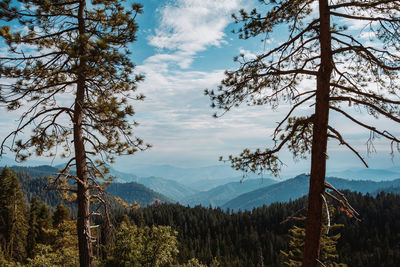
[{"xmin": 1, "ymin": 0, "xmax": 400, "ymax": 175}]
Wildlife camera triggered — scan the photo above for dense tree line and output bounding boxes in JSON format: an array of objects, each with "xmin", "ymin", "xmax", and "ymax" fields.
[
  {"xmin": 1, "ymin": 166, "xmax": 399, "ymax": 266},
  {"xmin": 126, "ymin": 192, "xmax": 400, "ymax": 266},
  {"xmin": 0, "ymin": 167, "xmax": 213, "ymax": 266}
]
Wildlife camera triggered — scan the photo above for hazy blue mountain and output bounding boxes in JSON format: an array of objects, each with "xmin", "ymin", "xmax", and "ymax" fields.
[
  {"xmin": 372, "ymin": 185, "xmax": 400, "ymax": 195},
  {"xmin": 6, "ymin": 165, "xmax": 59, "ymax": 178},
  {"xmin": 0, "ymin": 156, "xmax": 52, "ymax": 167},
  {"xmin": 107, "ymin": 167, "xmax": 138, "ymax": 183},
  {"xmin": 137, "ymin": 176, "xmax": 198, "ymax": 202},
  {"xmin": 84, "ymin": 166, "xmax": 199, "ymax": 201},
  {"xmin": 122, "ymin": 164, "xmax": 248, "ymax": 182},
  {"xmin": 223, "ymin": 174, "xmax": 400, "ymax": 211},
  {"xmin": 327, "ymin": 167, "xmax": 400, "ymax": 181},
  {"xmin": 4, "ymin": 164, "xmax": 194, "ymax": 202},
  {"xmin": 182, "ymin": 178, "xmax": 277, "ymax": 207},
  {"xmin": 106, "ymin": 182, "xmax": 173, "ymax": 205},
  {"xmin": 3, "ymin": 166, "xmax": 172, "ymax": 207}
]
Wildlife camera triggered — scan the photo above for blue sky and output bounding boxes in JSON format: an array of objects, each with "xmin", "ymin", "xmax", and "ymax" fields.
[
  {"xmin": 111, "ymin": 0, "xmax": 400, "ymax": 173},
  {"xmin": 1, "ymin": 0, "xmax": 400, "ymax": 175}
]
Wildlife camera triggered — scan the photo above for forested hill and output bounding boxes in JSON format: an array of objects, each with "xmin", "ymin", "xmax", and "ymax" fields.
[
  {"xmin": 181, "ymin": 178, "xmax": 276, "ymax": 207},
  {"xmin": 106, "ymin": 182, "xmax": 173, "ymax": 205},
  {"xmin": 223, "ymin": 174, "xmax": 400, "ymax": 211},
  {"xmin": 5, "ymin": 165, "xmax": 59, "ymax": 178},
  {"xmin": 125, "ymin": 191, "xmax": 400, "ymax": 266},
  {"xmin": 1, "ymin": 167, "xmax": 173, "ymax": 208}
]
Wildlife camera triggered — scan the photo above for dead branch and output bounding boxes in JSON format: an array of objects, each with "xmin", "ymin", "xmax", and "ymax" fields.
[
  {"xmin": 324, "ymin": 182, "xmax": 360, "ymax": 221},
  {"xmin": 327, "ymin": 125, "xmax": 368, "ymax": 168},
  {"xmin": 280, "ymin": 207, "xmax": 307, "ymax": 224}
]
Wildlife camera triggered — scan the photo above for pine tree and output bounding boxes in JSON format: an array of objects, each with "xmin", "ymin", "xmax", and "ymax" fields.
[
  {"xmin": 0, "ymin": 1, "xmax": 147, "ymax": 266},
  {"xmin": 281, "ymin": 223, "xmax": 346, "ymax": 267},
  {"xmin": 36, "ymin": 202, "xmax": 53, "ymax": 245},
  {"xmin": 53, "ymin": 202, "xmax": 70, "ymax": 227},
  {"xmin": 0, "ymin": 167, "xmax": 28, "ymax": 262},
  {"xmin": 27, "ymin": 218, "xmax": 79, "ymax": 267},
  {"xmin": 206, "ymin": 1, "xmax": 400, "ymax": 265},
  {"xmin": 27, "ymin": 196, "xmax": 41, "ymax": 259},
  {"xmin": 105, "ymin": 218, "xmax": 179, "ymax": 267}
]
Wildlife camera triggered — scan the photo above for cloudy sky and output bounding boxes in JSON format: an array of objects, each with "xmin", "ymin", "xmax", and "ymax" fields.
[
  {"xmin": 1, "ymin": 0, "xmax": 400, "ymax": 175},
  {"xmin": 112, "ymin": 0, "xmax": 400, "ymax": 173}
]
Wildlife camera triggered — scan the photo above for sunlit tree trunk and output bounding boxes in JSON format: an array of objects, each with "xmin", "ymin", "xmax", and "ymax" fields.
[
  {"xmin": 74, "ymin": 0, "xmax": 93, "ymax": 266},
  {"xmin": 303, "ymin": 0, "xmax": 333, "ymax": 266}
]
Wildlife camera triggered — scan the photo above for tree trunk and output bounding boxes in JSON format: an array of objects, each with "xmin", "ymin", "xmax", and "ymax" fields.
[
  {"xmin": 302, "ymin": 0, "xmax": 332, "ymax": 266},
  {"xmin": 74, "ymin": 0, "xmax": 93, "ymax": 266}
]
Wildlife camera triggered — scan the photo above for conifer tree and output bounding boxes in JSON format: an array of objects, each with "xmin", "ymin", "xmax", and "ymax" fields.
[
  {"xmin": 27, "ymin": 219, "xmax": 79, "ymax": 267},
  {"xmin": 105, "ymin": 218, "xmax": 179, "ymax": 267},
  {"xmin": 0, "ymin": 167, "xmax": 27, "ymax": 262},
  {"xmin": 53, "ymin": 202, "xmax": 70, "ymax": 227},
  {"xmin": 281, "ymin": 214, "xmax": 346, "ymax": 267},
  {"xmin": 36, "ymin": 202, "xmax": 53, "ymax": 244},
  {"xmin": 207, "ymin": 1, "xmax": 400, "ymax": 266},
  {"xmin": 0, "ymin": 1, "xmax": 147, "ymax": 266},
  {"xmin": 27, "ymin": 196, "xmax": 41, "ymax": 259}
]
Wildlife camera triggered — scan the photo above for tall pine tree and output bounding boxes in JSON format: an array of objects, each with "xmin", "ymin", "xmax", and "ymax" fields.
[
  {"xmin": 27, "ymin": 196, "xmax": 41, "ymax": 259},
  {"xmin": 0, "ymin": 167, "xmax": 27, "ymax": 262},
  {"xmin": 0, "ymin": 1, "xmax": 147, "ymax": 266},
  {"xmin": 207, "ymin": 1, "xmax": 400, "ymax": 266}
]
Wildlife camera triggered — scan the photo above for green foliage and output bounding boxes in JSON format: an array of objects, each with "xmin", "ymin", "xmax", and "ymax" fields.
[
  {"xmin": 126, "ymin": 191, "xmax": 400, "ymax": 267},
  {"xmin": 27, "ymin": 219, "xmax": 79, "ymax": 266},
  {"xmin": 105, "ymin": 219, "xmax": 179, "ymax": 267},
  {"xmin": 0, "ymin": 167, "xmax": 27, "ymax": 262},
  {"xmin": 106, "ymin": 182, "xmax": 173, "ymax": 207},
  {"xmin": 280, "ymin": 220, "xmax": 346, "ymax": 266},
  {"xmin": 27, "ymin": 197, "xmax": 41, "ymax": 258},
  {"xmin": 179, "ymin": 258, "xmax": 207, "ymax": 267},
  {"xmin": 52, "ymin": 202, "xmax": 70, "ymax": 227},
  {"xmin": 0, "ymin": 246, "xmax": 21, "ymax": 267},
  {"xmin": 0, "ymin": 0, "xmax": 148, "ymax": 263},
  {"xmin": 0, "ymin": 0, "xmax": 148, "ymax": 163}
]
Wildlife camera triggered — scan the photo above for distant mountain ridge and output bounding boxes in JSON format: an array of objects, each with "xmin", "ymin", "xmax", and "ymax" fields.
[
  {"xmin": 223, "ymin": 174, "xmax": 400, "ymax": 211},
  {"xmin": 53, "ymin": 163, "xmax": 199, "ymax": 201},
  {"xmin": 327, "ymin": 167, "xmax": 400, "ymax": 181},
  {"xmin": 106, "ymin": 182, "xmax": 173, "ymax": 205},
  {"xmin": 4, "ymin": 161, "xmax": 400, "ymax": 211},
  {"xmin": 1, "ymin": 166, "xmax": 173, "ymax": 208},
  {"xmin": 121, "ymin": 164, "xmax": 265, "ymax": 190},
  {"xmin": 136, "ymin": 176, "xmax": 198, "ymax": 202},
  {"xmin": 182, "ymin": 178, "xmax": 277, "ymax": 207}
]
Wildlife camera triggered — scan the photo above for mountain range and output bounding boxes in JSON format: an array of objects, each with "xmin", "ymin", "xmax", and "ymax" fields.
[
  {"xmin": 181, "ymin": 178, "xmax": 276, "ymax": 207},
  {"xmin": 2, "ymin": 158, "xmax": 400, "ymax": 211},
  {"xmin": 1, "ymin": 166, "xmax": 172, "ymax": 208},
  {"xmin": 223, "ymin": 174, "xmax": 400, "ymax": 211},
  {"xmin": 327, "ymin": 167, "xmax": 400, "ymax": 181}
]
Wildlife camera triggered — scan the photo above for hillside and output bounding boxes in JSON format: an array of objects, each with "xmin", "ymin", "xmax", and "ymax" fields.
[
  {"xmin": 327, "ymin": 167, "xmax": 400, "ymax": 181},
  {"xmin": 2, "ymin": 167, "xmax": 173, "ymax": 208},
  {"xmin": 223, "ymin": 174, "xmax": 400, "ymax": 211},
  {"xmin": 182, "ymin": 178, "xmax": 276, "ymax": 207},
  {"xmin": 106, "ymin": 182, "xmax": 174, "ymax": 206},
  {"xmin": 4, "ymin": 165, "xmax": 59, "ymax": 178},
  {"xmin": 130, "ymin": 191, "xmax": 400, "ymax": 266},
  {"xmin": 137, "ymin": 176, "xmax": 198, "ymax": 202},
  {"xmin": 54, "ymin": 164, "xmax": 197, "ymax": 200}
]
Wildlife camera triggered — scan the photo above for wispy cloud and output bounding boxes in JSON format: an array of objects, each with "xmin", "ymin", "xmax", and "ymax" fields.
[{"xmin": 147, "ymin": 0, "xmax": 242, "ymax": 69}]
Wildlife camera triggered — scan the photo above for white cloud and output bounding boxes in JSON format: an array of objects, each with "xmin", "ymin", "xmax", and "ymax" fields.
[
  {"xmin": 239, "ymin": 48, "xmax": 257, "ymax": 60},
  {"xmin": 148, "ymin": 0, "xmax": 242, "ymax": 69}
]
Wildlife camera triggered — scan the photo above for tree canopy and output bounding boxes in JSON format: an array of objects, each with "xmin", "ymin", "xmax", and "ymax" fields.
[
  {"xmin": 0, "ymin": 0, "xmax": 147, "ymax": 265},
  {"xmin": 207, "ymin": 0, "xmax": 400, "ymax": 265}
]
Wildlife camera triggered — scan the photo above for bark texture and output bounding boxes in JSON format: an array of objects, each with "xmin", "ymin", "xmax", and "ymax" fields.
[
  {"xmin": 302, "ymin": 0, "xmax": 333, "ymax": 266},
  {"xmin": 75, "ymin": 0, "xmax": 93, "ymax": 266}
]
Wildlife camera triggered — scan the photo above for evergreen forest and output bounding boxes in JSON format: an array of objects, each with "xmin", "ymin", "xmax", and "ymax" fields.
[
  {"xmin": 1, "ymin": 167, "xmax": 400, "ymax": 266},
  {"xmin": 1, "ymin": 0, "xmax": 400, "ymax": 266}
]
